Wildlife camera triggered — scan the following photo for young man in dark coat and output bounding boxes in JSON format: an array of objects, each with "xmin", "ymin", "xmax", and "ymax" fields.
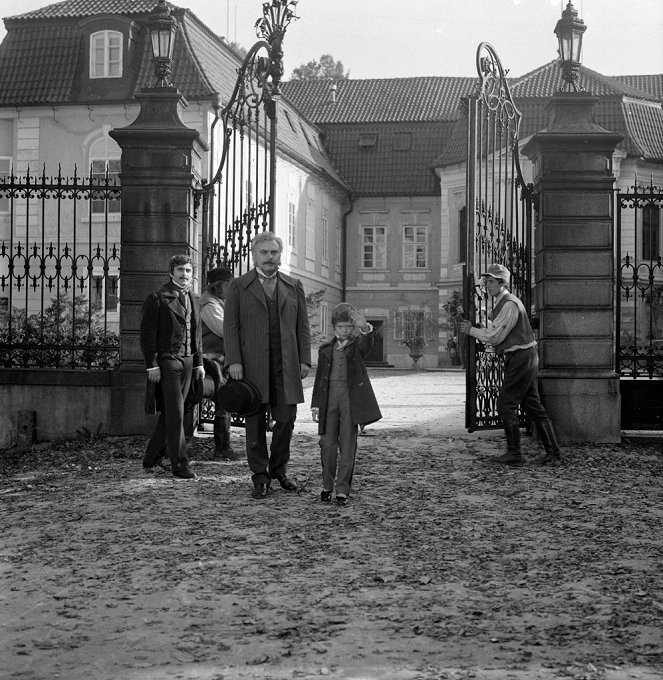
[
  {"xmin": 140, "ymin": 254, "xmax": 204, "ymax": 479},
  {"xmin": 311, "ymin": 303, "xmax": 382, "ymax": 506}
]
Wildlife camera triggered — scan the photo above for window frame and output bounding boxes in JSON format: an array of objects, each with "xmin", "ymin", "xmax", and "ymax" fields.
[
  {"xmin": 90, "ymin": 30, "xmax": 123, "ymax": 79},
  {"xmin": 642, "ymin": 204, "xmax": 661, "ymax": 262},
  {"xmin": 0, "ymin": 157, "xmax": 13, "ymax": 214},
  {"xmin": 402, "ymin": 225, "xmax": 428, "ymax": 269},
  {"xmin": 361, "ymin": 225, "xmax": 387, "ymax": 269},
  {"xmin": 321, "ymin": 214, "xmax": 329, "ymax": 262},
  {"xmin": 287, "ymin": 199, "xmax": 296, "ymax": 249},
  {"xmin": 88, "ymin": 135, "xmax": 122, "ymax": 217}
]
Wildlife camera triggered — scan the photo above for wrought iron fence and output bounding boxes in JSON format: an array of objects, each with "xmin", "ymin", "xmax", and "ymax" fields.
[
  {"xmin": 0, "ymin": 165, "xmax": 121, "ymax": 369},
  {"xmin": 617, "ymin": 179, "xmax": 663, "ymax": 379}
]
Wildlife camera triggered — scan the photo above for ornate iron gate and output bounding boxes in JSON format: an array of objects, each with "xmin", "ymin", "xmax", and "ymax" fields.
[
  {"xmin": 464, "ymin": 43, "xmax": 534, "ymax": 432},
  {"xmin": 197, "ymin": 0, "xmax": 297, "ymax": 429},
  {"xmin": 617, "ymin": 178, "xmax": 663, "ymax": 429},
  {"xmin": 200, "ymin": 0, "xmax": 297, "ymax": 274}
]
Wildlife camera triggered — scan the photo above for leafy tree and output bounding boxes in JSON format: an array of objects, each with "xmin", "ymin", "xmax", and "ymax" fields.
[
  {"xmin": 0, "ymin": 293, "xmax": 119, "ymax": 369},
  {"xmin": 305, "ymin": 288, "xmax": 327, "ymax": 344},
  {"xmin": 290, "ymin": 55, "xmax": 349, "ymax": 81}
]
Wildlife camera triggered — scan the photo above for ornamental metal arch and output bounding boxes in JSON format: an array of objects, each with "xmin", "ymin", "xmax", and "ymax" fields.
[
  {"xmin": 464, "ymin": 42, "xmax": 535, "ymax": 432},
  {"xmin": 200, "ymin": 0, "xmax": 298, "ymax": 276}
]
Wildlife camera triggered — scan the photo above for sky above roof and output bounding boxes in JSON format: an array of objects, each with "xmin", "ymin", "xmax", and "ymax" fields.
[{"xmin": 0, "ymin": 0, "xmax": 661, "ymax": 80}]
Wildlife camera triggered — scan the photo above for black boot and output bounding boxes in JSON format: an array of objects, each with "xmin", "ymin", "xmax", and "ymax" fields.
[
  {"xmin": 534, "ymin": 419, "xmax": 563, "ymax": 466},
  {"xmin": 490, "ymin": 420, "xmax": 524, "ymax": 466},
  {"xmin": 213, "ymin": 410, "xmax": 242, "ymax": 460}
]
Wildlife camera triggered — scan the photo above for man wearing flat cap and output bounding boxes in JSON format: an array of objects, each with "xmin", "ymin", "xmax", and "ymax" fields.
[
  {"xmin": 459, "ymin": 263, "xmax": 562, "ymax": 467},
  {"xmin": 184, "ymin": 264, "xmax": 239, "ymax": 459},
  {"xmin": 224, "ymin": 232, "xmax": 311, "ymax": 499}
]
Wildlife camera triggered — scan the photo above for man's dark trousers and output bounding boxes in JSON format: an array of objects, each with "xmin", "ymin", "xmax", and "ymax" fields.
[
  {"xmin": 497, "ymin": 346, "xmax": 551, "ymax": 435},
  {"xmin": 144, "ymin": 355, "xmax": 193, "ymax": 468}
]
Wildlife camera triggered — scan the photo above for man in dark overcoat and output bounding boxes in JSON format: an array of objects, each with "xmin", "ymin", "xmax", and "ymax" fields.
[
  {"xmin": 141, "ymin": 254, "xmax": 204, "ymax": 479},
  {"xmin": 224, "ymin": 232, "xmax": 311, "ymax": 498}
]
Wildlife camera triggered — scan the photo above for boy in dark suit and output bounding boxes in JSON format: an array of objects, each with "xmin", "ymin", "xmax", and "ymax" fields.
[
  {"xmin": 140, "ymin": 254, "xmax": 204, "ymax": 479},
  {"xmin": 311, "ymin": 303, "xmax": 382, "ymax": 506}
]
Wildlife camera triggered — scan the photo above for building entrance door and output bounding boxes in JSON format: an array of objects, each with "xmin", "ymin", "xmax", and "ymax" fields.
[{"xmin": 365, "ymin": 320, "xmax": 385, "ymax": 365}]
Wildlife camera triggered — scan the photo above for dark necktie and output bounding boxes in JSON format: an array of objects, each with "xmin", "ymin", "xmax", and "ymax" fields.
[{"xmin": 259, "ymin": 274, "xmax": 277, "ymax": 298}]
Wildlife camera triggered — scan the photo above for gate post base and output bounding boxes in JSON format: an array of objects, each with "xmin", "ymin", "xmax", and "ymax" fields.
[
  {"xmin": 110, "ymin": 370, "xmax": 156, "ymax": 436},
  {"xmin": 538, "ymin": 372, "xmax": 621, "ymax": 443}
]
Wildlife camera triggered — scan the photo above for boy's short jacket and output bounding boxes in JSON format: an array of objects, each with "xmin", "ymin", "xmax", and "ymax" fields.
[{"xmin": 311, "ymin": 332, "xmax": 382, "ymax": 435}]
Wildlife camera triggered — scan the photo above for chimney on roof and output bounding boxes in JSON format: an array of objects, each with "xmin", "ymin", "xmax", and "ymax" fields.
[{"xmin": 328, "ymin": 82, "xmax": 337, "ymax": 104}]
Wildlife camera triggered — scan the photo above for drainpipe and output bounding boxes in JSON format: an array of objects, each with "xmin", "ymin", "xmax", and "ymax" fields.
[
  {"xmin": 341, "ymin": 192, "xmax": 356, "ymax": 302},
  {"xmin": 206, "ymin": 92, "xmax": 222, "ymax": 260}
]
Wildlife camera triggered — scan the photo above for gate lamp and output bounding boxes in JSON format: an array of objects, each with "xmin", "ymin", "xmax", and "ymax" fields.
[
  {"xmin": 554, "ymin": 1, "xmax": 586, "ymax": 91},
  {"xmin": 147, "ymin": 0, "xmax": 178, "ymax": 88}
]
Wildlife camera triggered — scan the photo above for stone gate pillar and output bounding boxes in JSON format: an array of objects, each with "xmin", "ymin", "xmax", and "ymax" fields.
[
  {"xmin": 523, "ymin": 92, "xmax": 623, "ymax": 442},
  {"xmin": 109, "ymin": 86, "xmax": 206, "ymax": 435}
]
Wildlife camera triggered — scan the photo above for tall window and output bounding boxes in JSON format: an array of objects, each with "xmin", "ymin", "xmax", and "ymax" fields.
[
  {"xmin": 90, "ymin": 31, "xmax": 122, "ymax": 79},
  {"xmin": 458, "ymin": 206, "xmax": 467, "ymax": 263},
  {"xmin": 288, "ymin": 200, "xmax": 296, "ymax": 248},
  {"xmin": 321, "ymin": 215, "xmax": 329, "ymax": 262},
  {"xmin": 336, "ymin": 223, "xmax": 342, "ymax": 270},
  {"xmin": 92, "ymin": 274, "xmax": 119, "ymax": 313},
  {"xmin": 362, "ymin": 226, "xmax": 386, "ymax": 268},
  {"xmin": 0, "ymin": 157, "xmax": 12, "ymax": 214},
  {"xmin": 642, "ymin": 204, "xmax": 661, "ymax": 261},
  {"xmin": 403, "ymin": 226, "xmax": 428, "ymax": 268},
  {"xmin": 319, "ymin": 301, "xmax": 329, "ymax": 339},
  {"xmin": 89, "ymin": 136, "xmax": 121, "ymax": 214}
]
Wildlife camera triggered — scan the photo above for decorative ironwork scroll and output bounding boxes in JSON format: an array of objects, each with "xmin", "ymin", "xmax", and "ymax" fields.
[
  {"xmin": 464, "ymin": 43, "xmax": 534, "ymax": 431},
  {"xmin": 617, "ymin": 178, "xmax": 663, "ymax": 379},
  {"xmin": 201, "ymin": 0, "xmax": 298, "ymax": 275}
]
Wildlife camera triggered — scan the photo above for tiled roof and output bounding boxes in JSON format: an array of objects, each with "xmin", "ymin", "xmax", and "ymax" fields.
[
  {"xmin": 281, "ymin": 77, "xmax": 476, "ymax": 124},
  {"xmin": 622, "ymin": 101, "xmax": 663, "ymax": 162},
  {"xmin": 435, "ymin": 62, "xmax": 663, "ymax": 167},
  {"xmin": 4, "ymin": 0, "xmax": 159, "ymax": 20},
  {"xmin": 511, "ymin": 61, "xmax": 660, "ymax": 102},
  {"xmin": 316, "ymin": 121, "xmax": 455, "ymax": 196},
  {"xmin": 0, "ymin": 24, "xmax": 82, "ymax": 104},
  {"xmin": 613, "ymin": 74, "xmax": 663, "ymax": 103},
  {"xmin": 280, "ymin": 77, "xmax": 474, "ymax": 195},
  {"xmin": 0, "ymin": 0, "xmax": 347, "ymax": 190}
]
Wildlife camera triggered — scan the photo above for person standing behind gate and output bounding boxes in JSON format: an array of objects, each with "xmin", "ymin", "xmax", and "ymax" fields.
[
  {"xmin": 141, "ymin": 254, "xmax": 204, "ymax": 479},
  {"xmin": 458, "ymin": 264, "xmax": 562, "ymax": 467},
  {"xmin": 224, "ymin": 232, "xmax": 311, "ymax": 499},
  {"xmin": 311, "ymin": 303, "xmax": 382, "ymax": 506},
  {"xmin": 183, "ymin": 264, "xmax": 240, "ymax": 460}
]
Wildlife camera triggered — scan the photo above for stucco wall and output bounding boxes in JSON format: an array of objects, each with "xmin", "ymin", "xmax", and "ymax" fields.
[{"xmin": 0, "ymin": 370, "xmax": 114, "ymax": 449}]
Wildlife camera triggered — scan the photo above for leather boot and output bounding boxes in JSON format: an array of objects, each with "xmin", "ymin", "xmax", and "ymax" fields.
[
  {"xmin": 489, "ymin": 420, "xmax": 524, "ymax": 466},
  {"xmin": 213, "ymin": 411, "xmax": 242, "ymax": 460},
  {"xmin": 534, "ymin": 419, "xmax": 563, "ymax": 465}
]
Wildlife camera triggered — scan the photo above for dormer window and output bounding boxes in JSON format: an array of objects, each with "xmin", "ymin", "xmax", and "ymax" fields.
[{"xmin": 90, "ymin": 31, "xmax": 123, "ymax": 78}]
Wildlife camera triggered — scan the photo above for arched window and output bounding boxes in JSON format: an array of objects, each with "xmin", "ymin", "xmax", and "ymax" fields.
[
  {"xmin": 90, "ymin": 30, "xmax": 123, "ymax": 78},
  {"xmin": 88, "ymin": 134, "xmax": 121, "ymax": 215}
]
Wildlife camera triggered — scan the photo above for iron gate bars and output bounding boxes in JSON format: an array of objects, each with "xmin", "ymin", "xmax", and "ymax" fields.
[
  {"xmin": 0, "ymin": 164, "xmax": 121, "ymax": 369},
  {"xmin": 201, "ymin": 0, "xmax": 298, "ymax": 276},
  {"xmin": 464, "ymin": 42, "xmax": 534, "ymax": 431},
  {"xmin": 617, "ymin": 177, "xmax": 663, "ymax": 379}
]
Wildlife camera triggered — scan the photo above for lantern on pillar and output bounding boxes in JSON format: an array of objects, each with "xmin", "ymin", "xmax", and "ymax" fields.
[
  {"xmin": 147, "ymin": 0, "xmax": 178, "ymax": 88},
  {"xmin": 554, "ymin": 1, "xmax": 587, "ymax": 92}
]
